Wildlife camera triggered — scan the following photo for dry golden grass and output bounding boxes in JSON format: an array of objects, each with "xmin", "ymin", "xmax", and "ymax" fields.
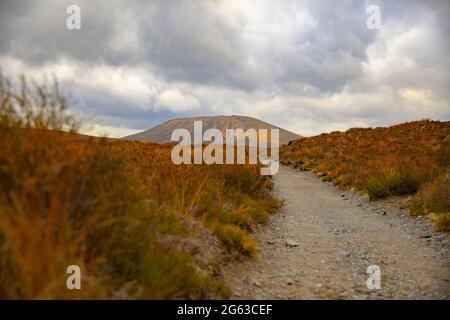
[
  {"xmin": 411, "ymin": 168, "xmax": 450, "ymax": 231},
  {"xmin": 281, "ymin": 120, "xmax": 450, "ymax": 231},
  {"xmin": 0, "ymin": 74, "xmax": 280, "ymax": 299}
]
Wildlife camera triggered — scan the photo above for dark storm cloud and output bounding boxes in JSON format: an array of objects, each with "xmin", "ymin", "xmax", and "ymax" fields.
[
  {"xmin": 0, "ymin": 0, "xmax": 446, "ymax": 92},
  {"xmin": 134, "ymin": 1, "xmax": 259, "ymax": 90},
  {"xmin": 0, "ymin": 0, "xmax": 377, "ymax": 92},
  {"xmin": 0, "ymin": 1, "xmax": 119, "ymax": 64}
]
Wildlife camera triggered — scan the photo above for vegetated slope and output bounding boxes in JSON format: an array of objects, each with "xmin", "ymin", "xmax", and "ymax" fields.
[
  {"xmin": 0, "ymin": 74, "xmax": 280, "ymax": 299},
  {"xmin": 123, "ymin": 115, "xmax": 301, "ymax": 145},
  {"xmin": 281, "ymin": 120, "xmax": 450, "ymax": 231}
]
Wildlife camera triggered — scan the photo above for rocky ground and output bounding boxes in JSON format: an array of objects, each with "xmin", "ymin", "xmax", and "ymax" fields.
[{"xmin": 222, "ymin": 165, "xmax": 450, "ymax": 299}]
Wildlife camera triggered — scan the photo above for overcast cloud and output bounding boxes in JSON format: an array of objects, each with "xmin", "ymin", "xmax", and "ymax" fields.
[{"xmin": 0, "ymin": 0, "xmax": 448, "ymax": 137}]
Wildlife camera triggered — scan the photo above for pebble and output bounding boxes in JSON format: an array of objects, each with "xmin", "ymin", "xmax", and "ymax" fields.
[
  {"xmin": 336, "ymin": 250, "xmax": 350, "ymax": 257},
  {"xmin": 286, "ymin": 239, "xmax": 299, "ymax": 247}
]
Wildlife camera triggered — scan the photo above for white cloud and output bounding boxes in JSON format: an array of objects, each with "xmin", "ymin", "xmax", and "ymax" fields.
[
  {"xmin": 154, "ymin": 89, "xmax": 201, "ymax": 112},
  {"xmin": 79, "ymin": 123, "xmax": 140, "ymax": 138},
  {"xmin": 0, "ymin": 55, "xmax": 154, "ymax": 107}
]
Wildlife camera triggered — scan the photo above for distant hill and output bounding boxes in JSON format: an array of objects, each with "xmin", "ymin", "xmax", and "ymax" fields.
[{"xmin": 123, "ymin": 115, "xmax": 301, "ymax": 145}]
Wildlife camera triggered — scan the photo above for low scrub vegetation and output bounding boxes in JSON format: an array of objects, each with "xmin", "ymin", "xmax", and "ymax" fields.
[
  {"xmin": 281, "ymin": 120, "xmax": 450, "ymax": 231},
  {"xmin": 411, "ymin": 168, "xmax": 450, "ymax": 231},
  {"xmin": 0, "ymin": 73, "xmax": 280, "ymax": 299}
]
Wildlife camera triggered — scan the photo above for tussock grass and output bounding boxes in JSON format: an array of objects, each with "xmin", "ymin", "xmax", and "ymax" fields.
[
  {"xmin": 411, "ymin": 168, "xmax": 450, "ymax": 231},
  {"xmin": 0, "ymin": 74, "xmax": 280, "ymax": 299},
  {"xmin": 281, "ymin": 120, "xmax": 450, "ymax": 230}
]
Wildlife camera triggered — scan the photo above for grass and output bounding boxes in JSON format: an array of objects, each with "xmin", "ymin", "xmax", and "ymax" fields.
[
  {"xmin": 411, "ymin": 168, "xmax": 450, "ymax": 231},
  {"xmin": 0, "ymin": 73, "xmax": 281, "ymax": 299},
  {"xmin": 214, "ymin": 224, "xmax": 258, "ymax": 257},
  {"xmin": 281, "ymin": 120, "xmax": 450, "ymax": 231}
]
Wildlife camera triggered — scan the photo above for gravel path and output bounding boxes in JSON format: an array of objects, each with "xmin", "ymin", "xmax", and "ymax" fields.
[{"xmin": 223, "ymin": 165, "xmax": 450, "ymax": 299}]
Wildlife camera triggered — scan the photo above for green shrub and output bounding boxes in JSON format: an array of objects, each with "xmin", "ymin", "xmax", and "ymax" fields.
[
  {"xmin": 367, "ymin": 179, "xmax": 390, "ymax": 199},
  {"xmin": 367, "ymin": 167, "xmax": 424, "ymax": 199},
  {"xmin": 411, "ymin": 170, "xmax": 450, "ymax": 215},
  {"xmin": 214, "ymin": 224, "xmax": 258, "ymax": 257},
  {"xmin": 435, "ymin": 214, "xmax": 450, "ymax": 232}
]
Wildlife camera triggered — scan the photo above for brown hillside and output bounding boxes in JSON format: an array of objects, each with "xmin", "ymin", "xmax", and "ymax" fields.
[
  {"xmin": 123, "ymin": 115, "xmax": 301, "ymax": 145},
  {"xmin": 281, "ymin": 120, "xmax": 450, "ymax": 231}
]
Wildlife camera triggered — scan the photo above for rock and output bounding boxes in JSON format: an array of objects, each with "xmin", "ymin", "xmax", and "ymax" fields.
[
  {"xmin": 285, "ymin": 239, "xmax": 299, "ymax": 247},
  {"xmin": 336, "ymin": 250, "xmax": 350, "ymax": 257},
  {"xmin": 267, "ymin": 240, "xmax": 276, "ymax": 245},
  {"xmin": 252, "ymin": 280, "xmax": 262, "ymax": 288},
  {"xmin": 340, "ymin": 194, "xmax": 346, "ymax": 198},
  {"xmin": 286, "ymin": 279, "xmax": 293, "ymax": 285}
]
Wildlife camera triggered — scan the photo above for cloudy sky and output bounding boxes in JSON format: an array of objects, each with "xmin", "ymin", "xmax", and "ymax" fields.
[{"xmin": 0, "ymin": 0, "xmax": 449, "ymax": 137}]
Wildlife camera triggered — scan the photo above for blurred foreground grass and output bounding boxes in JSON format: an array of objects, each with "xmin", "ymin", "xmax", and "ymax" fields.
[{"xmin": 0, "ymin": 73, "xmax": 280, "ymax": 299}]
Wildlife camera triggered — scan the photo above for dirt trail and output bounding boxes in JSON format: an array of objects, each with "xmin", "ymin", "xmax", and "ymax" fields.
[{"xmin": 223, "ymin": 165, "xmax": 450, "ymax": 299}]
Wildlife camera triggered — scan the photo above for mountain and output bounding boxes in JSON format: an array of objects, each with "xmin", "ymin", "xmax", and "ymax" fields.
[{"xmin": 123, "ymin": 115, "xmax": 301, "ymax": 145}]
